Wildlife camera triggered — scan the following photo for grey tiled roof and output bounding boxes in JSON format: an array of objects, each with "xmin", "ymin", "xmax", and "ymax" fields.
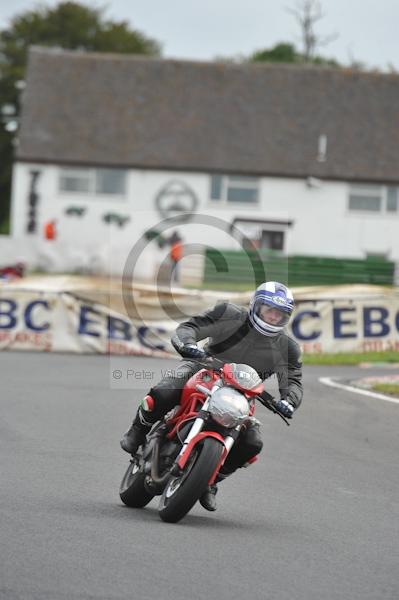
[{"xmin": 17, "ymin": 46, "xmax": 399, "ymax": 183}]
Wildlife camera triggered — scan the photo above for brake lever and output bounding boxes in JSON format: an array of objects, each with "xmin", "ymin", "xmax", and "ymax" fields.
[
  {"xmin": 195, "ymin": 356, "xmax": 224, "ymax": 371},
  {"xmin": 256, "ymin": 394, "xmax": 291, "ymax": 426}
]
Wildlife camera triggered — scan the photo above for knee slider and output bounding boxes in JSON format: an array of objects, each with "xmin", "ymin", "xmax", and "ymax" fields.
[{"xmin": 242, "ymin": 455, "xmax": 259, "ymax": 468}]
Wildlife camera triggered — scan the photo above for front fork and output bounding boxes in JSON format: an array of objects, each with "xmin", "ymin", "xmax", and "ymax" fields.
[
  {"xmin": 175, "ymin": 398, "xmax": 211, "ymax": 463},
  {"xmin": 175, "ymin": 398, "xmax": 242, "ymax": 482}
]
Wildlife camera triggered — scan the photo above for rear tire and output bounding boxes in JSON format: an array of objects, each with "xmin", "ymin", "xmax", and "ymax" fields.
[
  {"xmin": 158, "ymin": 437, "xmax": 223, "ymax": 523},
  {"xmin": 119, "ymin": 460, "xmax": 154, "ymax": 508}
]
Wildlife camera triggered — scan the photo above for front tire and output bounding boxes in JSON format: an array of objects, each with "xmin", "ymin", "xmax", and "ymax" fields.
[
  {"xmin": 158, "ymin": 437, "xmax": 224, "ymax": 523},
  {"xmin": 119, "ymin": 460, "xmax": 154, "ymax": 508}
]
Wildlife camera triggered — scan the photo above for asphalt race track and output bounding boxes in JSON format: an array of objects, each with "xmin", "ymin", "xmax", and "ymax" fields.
[{"xmin": 1, "ymin": 351, "xmax": 398, "ymax": 600}]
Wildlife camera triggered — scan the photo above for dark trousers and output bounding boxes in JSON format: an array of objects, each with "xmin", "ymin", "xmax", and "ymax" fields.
[{"xmin": 145, "ymin": 362, "xmax": 263, "ymax": 471}]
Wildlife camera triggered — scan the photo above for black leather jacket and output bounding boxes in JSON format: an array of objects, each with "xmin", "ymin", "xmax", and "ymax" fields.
[{"xmin": 172, "ymin": 302, "xmax": 303, "ymax": 409}]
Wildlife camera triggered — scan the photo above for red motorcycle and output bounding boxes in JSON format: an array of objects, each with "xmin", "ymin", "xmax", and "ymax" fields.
[{"xmin": 119, "ymin": 359, "xmax": 288, "ymax": 523}]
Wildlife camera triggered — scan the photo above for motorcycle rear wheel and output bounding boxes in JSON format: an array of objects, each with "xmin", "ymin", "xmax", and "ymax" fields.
[
  {"xmin": 158, "ymin": 437, "xmax": 223, "ymax": 523},
  {"xmin": 119, "ymin": 460, "xmax": 154, "ymax": 508}
]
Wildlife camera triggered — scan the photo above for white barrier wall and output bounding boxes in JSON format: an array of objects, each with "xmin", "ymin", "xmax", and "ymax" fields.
[
  {"xmin": 0, "ymin": 289, "xmax": 175, "ymax": 356},
  {"xmin": 1, "ymin": 281, "xmax": 398, "ymax": 355}
]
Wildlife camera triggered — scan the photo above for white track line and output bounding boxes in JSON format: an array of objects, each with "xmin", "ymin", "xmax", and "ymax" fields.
[{"xmin": 319, "ymin": 377, "xmax": 399, "ymax": 405}]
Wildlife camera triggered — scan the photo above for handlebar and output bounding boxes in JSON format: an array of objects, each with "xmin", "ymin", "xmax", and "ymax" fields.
[
  {"xmin": 255, "ymin": 393, "xmax": 291, "ymax": 426},
  {"xmin": 194, "ymin": 356, "xmax": 225, "ymax": 370},
  {"xmin": 189, "ymin": 356, "xmax": 291, "ymax": 426}
]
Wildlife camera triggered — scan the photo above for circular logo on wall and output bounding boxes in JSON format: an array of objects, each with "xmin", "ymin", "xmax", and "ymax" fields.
[{"xmin": 155, "ymin": 180, "xmax": 199, "ymax": 223}]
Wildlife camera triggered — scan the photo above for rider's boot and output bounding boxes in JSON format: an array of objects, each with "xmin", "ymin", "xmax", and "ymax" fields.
[
  {"xmin": 199, "ymin": 467, "xmax": 235, "ymax": 512},
  {"xmin": 120, "ymin": 404, "xmax": 155, "ymax": 455},
  {"xmin": 199, "ymin": 484, "xmax": 218, "ymax": 511}
]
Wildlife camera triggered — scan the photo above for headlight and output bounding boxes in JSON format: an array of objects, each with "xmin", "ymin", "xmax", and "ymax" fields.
[{"xmin": 208, "ymin": 387, "xmax": 250, "ymax": 428}]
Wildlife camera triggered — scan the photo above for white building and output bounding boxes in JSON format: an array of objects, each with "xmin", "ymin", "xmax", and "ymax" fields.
[{"xmin": 10, "ymin": 47, "xmax": 399, "ymax": 278}]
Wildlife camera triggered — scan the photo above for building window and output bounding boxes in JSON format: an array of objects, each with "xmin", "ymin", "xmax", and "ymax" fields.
[
  {"xmin": 348, "ymin": 184, "xmax": 399, "ymax": 214},
  {"xmin": 386, "ymin": 187, "xmax": 398, "ymax": 212},
  {"xmin": 59, "ymin": 169, "xmax": 91, "ymax": 193},
  {"xmin": 210, "ymin": 175, "xmax": 223, "ymax": 200},
  {"xmin": 59, "ymin": 167, "xmax": 126, "ymax": 196},
  {"xmin": 210, "ymin": 174, "xmax": 259, "ymax": 204},
  {"xmin": 95, "ymin": 169, "xmax": 126, "ymax": 195},
  {"xmin": 348, "ymin": 185, "xmax": 382, "ymax": 212}
]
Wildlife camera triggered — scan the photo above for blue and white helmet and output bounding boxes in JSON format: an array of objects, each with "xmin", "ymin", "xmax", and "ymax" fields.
[{"xmin": 248, "ymin": 281, "xmax": 294, "ymax": 337}]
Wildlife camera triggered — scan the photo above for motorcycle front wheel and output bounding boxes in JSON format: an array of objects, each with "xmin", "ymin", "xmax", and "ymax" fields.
[
  {"xmin": 119, "ymin": 459, "xmax": 155, "ymax": 508},
  {"xmin": 158, "ymin": 437, "xmax": 224, "ymax": 523}
]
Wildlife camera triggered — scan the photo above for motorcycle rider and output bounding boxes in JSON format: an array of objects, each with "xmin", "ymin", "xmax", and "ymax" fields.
[{"xmin": 121, "ymin": 281, "xmax": 303, "ymax": 511}]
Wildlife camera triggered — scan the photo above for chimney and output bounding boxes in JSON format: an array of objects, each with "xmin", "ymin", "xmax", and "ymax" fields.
[{"xmin": 317, "ymin": 134, "xmax": 327, "ymax": 162}]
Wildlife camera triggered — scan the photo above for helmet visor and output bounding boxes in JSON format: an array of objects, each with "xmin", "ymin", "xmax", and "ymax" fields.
[{"xmin": 255, "ymin": 302, "xmax": 290, "ymax": 327}]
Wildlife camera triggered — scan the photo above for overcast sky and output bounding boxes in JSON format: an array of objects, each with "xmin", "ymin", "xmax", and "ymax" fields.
[{"xmin": 1, "ymin": 0, "xmax": 398, "ymax": 71}]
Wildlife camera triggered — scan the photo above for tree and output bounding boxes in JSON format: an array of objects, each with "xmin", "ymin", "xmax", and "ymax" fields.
[
  {"xmin": 249, "ymin": 41, "xmax": 340, "ymax": 67},
  {"xmin": 0, "ymin": 1, "xmax": 161, "ymax": 232},
  {"xmin": 249, "ymin": 1, "xmax": 339, "ymax": 68},
  {"xmin": 251, "ymin": 43, "xmax": 299, "ymax": 64},
  {"xmin": 287, "ymin": 0, "xmax": 337, "ymax": 62}
]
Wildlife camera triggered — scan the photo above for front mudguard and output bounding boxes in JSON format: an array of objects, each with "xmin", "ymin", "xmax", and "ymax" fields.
[{"xmin": 176, "ymin": 431, "xmax": 229, "ymax": 485}]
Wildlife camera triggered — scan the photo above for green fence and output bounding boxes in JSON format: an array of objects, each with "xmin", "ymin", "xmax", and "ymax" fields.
[{"xmin": 203, "ymin": 249, "xmax": 395, "ymax": 289}]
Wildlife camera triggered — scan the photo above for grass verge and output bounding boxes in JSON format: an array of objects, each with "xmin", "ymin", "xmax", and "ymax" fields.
[
  {"xmin": 371, "ymin": 383, "xmax": 399, "ymax": 398},
  {"xmin": 303, "ymin": 351, "xmax": 399, "ymax": 366}
]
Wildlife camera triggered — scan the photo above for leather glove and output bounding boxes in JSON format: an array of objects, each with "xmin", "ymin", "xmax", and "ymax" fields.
[
  {"xmin": 179, "ymin": 343, "xmax": 208, "ymax": 360},
  {"xmin": 171, "ymin": 335, "xmax": 208, "ymax": 360},
  {"xmin": 274, "ymin": 399, "xmax": 294, "ymax": 418}
]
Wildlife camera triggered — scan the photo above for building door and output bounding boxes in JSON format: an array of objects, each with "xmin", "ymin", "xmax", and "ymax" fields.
[{"xmin": 261, "ymin": 230, "xmax": 284, "ymax": 250}]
